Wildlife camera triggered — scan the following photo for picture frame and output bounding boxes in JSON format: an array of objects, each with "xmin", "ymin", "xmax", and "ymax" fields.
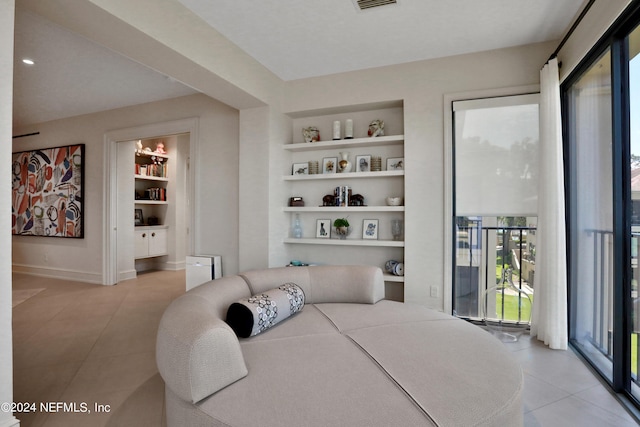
[
  {"xmin": 316, "ymin": 219, "xmax": 331, "ymax": 239},
  {"xmin": 323, "ymin": 157, "xmax": 338, "ymax": 174},
  {"xmin": 362, "ymin": 219, "xmax": 379, "ymax": 240},
  {"xmin": 355, "ymin": 155, "xmax": 371, "ymax": 172},
  {"xmin": 11, "ymin": 143, "xmax": 85, "ymax": 238},
  {"xmin": 135, "ymin": 209, "xmax": 144, "ymax": 226},
  {"xmin": 386, "ymin": 157, "xmax": 404, "ymax": 171},
  {"xmin": 292, "ymin": 162, "xmax": 309, "ymax": 175}
]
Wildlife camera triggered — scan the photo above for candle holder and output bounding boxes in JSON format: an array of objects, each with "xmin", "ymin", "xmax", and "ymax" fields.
[{"xmin": 391, "ymin": 219, "xmax": 403, "ymax": 241}]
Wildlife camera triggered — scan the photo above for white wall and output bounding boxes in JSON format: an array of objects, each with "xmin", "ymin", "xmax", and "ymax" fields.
[
  {"xmin": 238, "ymin": 107, "xmax": 271, "ymax": 272},
  {"xmin": 12, "ymin": 93, "xmax": 241, "ymax": 280},
  {"xmin": 12, "ymin": 0, "xmax": 634, "ymax": 312},
  {"xmin": 278, "ymin": 41, "xmax": 556, "ymax": 310},
  {"xmin": 2, "ymin": 1, "xmax": 19, "ymax": 425}
]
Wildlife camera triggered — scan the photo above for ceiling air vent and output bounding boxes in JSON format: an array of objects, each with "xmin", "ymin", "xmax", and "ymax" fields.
[{"xmin": 354, "ymin": 0, "xmax": 397, "ymax": 11}]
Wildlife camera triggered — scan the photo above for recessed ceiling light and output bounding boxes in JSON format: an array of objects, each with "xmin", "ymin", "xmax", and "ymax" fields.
[{"xmin": 22, "ymin": 58, "xmax": 35, "ymax": 65}]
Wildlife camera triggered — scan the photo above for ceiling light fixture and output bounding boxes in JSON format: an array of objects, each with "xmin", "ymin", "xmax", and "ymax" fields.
[{"xmin": 22, "ymin": 58, "xmax": 35, "ymax": 65}]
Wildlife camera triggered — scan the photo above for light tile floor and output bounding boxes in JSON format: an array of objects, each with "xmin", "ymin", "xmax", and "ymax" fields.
[
  {"xmin": 504, "ymin": 333, "xmax": 640, "ymax": 426},
  {"xmin": 11, "ymin": 270, "xmax": 640, "ymax": 426}
]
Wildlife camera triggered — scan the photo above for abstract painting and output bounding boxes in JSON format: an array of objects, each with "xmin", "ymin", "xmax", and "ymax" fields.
[{"xmin": 11, "ymin": 144, "xmax": 85, "ymax": 237}]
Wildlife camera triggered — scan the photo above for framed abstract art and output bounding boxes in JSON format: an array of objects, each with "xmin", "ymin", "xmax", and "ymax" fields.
[{"xmin": 11, "ymin": 144, "xmax": 85, "ymax": 238}]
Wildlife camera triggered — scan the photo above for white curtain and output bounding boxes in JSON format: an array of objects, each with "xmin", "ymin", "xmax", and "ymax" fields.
[{"xmin": 531, "ymin": 57, "xmax": 568, "ymax": 350}]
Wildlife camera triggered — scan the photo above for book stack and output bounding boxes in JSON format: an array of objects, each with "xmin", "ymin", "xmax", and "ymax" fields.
[
  {"xmin": 145, "ymin": 188, "xmax": 166, "ymax": 201},
  {"xmin": 135, "ymin": 163, "xmax": 168, "ymax": 177}
]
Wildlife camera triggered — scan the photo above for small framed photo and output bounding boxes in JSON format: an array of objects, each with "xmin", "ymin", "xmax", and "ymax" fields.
[
  {"xmin": 323, "ymin": 157, "xmax": 337, "ymax": 174},
  {"xmin": 134, "ymin": 209, "xmax": 144, "ymax": 226},
  {"xmin": 355, "ymin": 155, "xmax": 371, "ymax": 172},
  {"xmin": 387, "ymin": 157, "xmax": 404, "ymax": 171},
  {"xmin": 362, "ymin": 219, "xmax": 379, "ymax": 240},
  {"xmin": 316, "ymin": 219, "xmax": 331, "ymax": 239},
  {"xmin": 292, "ymin": 162, "xmax": 309, "ymax": 175}
]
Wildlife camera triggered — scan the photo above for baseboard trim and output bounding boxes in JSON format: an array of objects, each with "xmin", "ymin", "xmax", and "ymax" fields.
[
  {"xmin": 134, "ymin": 259, "xmax": 185, "ymax": 274},
  {"xmin": 12, "ymin": 264, "xmax": 102, "ymax": 284},
  {"xmin": 118, "ymin": 269, "xmax": 138, "ymax": 282},
  {"xmin": 163, "ymin": 260, "xmax": 186, "ymax": 271}
]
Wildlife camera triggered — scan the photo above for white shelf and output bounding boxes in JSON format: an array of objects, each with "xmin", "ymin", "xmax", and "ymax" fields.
[
  {"xmin": 284, "ymin": 237, "xmax": 404, "ymax": 247},
  {"xmin": 135, "ymin": 174, "xmax": 169, "ymax": 182},
  {"xmin": 135, "ymin": 200, "xmax": 168, "ymax": 205},
  {"xmin": 284, "ymin": 170, "xmax": 404, "ymax": 181},
  {"xmin": 136, "ymin": 151, "xmax": 169, "ymax": 159},
  {"xmin": 383, "ymin": 274, "xmax": 405, "ymax": 283},
  {"xmin": 283, "ymin": 135, "xmax": 404, "ymax": 152},
  {"xmin": 283, "ymin": 206, "xmax": 404, "ymax": 212}
]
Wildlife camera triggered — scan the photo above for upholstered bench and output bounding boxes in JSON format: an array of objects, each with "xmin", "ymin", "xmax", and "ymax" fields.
[{"xmin": 156, "ymin": 265, "xmax": 523, "ymax": 426}]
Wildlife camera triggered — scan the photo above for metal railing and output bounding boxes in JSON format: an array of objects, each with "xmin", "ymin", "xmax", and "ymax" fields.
[
  {"xmin": 583, "ymin": 229, "xmax": 614, "ymax": 360},
  {"xmin": 454, "ymin": 223, "xmax": 536, "ymax": 326},
  {"xmin": 581, "ymin": 229, "xmax": 640, "ymax": 385}
]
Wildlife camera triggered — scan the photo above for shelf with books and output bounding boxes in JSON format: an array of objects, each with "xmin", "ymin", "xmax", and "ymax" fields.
[{"xmin": 135, "ymin": 150, "xmax": 169, "ymax": 226}]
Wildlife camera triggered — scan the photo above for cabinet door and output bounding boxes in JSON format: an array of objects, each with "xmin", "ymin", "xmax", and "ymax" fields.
[
  {"xmin": 148, "ymin": 228, "xmax": 168, "ymax": 257},
  {"xmin": 134, "ymin": 229, "xmax": 149, "ymax": 259}
]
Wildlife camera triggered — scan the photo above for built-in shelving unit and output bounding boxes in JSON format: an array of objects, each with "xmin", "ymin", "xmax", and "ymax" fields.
[
  {"xmin": 135, "ymin": 150, "xmax": 169, "ymax": 259},
  {"xmin": 281, "ymin": 102, "xmax": 406, "ymax": 297}
]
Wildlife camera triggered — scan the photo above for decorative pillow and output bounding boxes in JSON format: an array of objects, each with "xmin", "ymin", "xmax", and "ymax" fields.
[{"xmin": 226, "ymin": 283, "xmax": 305, "ymax": 338}]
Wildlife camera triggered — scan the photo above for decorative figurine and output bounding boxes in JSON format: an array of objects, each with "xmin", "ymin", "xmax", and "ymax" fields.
[
  {"xmin": 322, "ymin": 194, "xmax": 336, "ymax": 206},
  {"xmin": 302, "ymin": 126, "xmax": 320, "ymax": 143},
  {"xmin": 368, "ymin": 119, "xmax": 385, "ymax": 137},
  {"xmin": 349, "ymin": 194, "xmax": 365, "ymax": 206},
  {"xmin": 155, "ymin": 141, "xmax": 167, "ymax": 154}
]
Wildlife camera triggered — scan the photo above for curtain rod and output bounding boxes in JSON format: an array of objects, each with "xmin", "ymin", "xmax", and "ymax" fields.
[
  {"xmin": 12, "ymin": 132, "xmax": 40, "ymax": 139},
  {"xmin": 549, "ymin": 0, "xmax": 596, "ymax": 62}
]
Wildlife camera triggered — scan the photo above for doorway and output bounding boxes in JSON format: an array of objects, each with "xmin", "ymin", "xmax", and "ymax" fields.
[{"xmin": 103, "ymin": 118, "xmax": 199, "ymax": 285}]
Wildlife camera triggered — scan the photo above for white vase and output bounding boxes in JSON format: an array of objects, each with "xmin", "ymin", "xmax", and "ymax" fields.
[{"xmin": 338, "ymin": 152, "xmax": 352, "ymax": 173}]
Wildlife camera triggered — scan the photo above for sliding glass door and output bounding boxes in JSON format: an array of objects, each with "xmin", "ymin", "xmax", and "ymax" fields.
[
  {"xmin": 566, "ymin": 48, "xmax": 614, "ymax": 383},
  {"xmin": 564, "ymin": 4, "xmax": 640, "ymax": 407},
  {"xmin": 629, "ymin": 23, "xmax": 640, "ymax": 400}
]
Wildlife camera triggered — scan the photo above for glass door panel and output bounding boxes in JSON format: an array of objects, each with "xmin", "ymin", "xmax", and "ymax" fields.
[
  {"xmin": 629, "ymin": 24, "xmax": 640, "ymax": 400},
  {"xmin": 452, "ymin": 95, "xmax": 539, "ymax": 324},
  {"xmin": 567, "ymin": 49, "xmax": 614, "ymax": 382}
]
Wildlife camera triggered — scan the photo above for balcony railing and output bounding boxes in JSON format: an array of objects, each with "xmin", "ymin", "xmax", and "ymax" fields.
[
  {"xmin": 582, "ymin": 229, "xmax": 614, "ymax": 361},
  {"xmin": 577, "ymin": 229, "xmax": 640, "ymax": 386},
  {"xmin": 454, "ymin": 223, "xmax": 536, "ymax": 328}
]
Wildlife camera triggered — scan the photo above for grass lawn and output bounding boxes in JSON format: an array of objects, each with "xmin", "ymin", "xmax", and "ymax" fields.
[
  {"xmin": 492, "ymin": 263, "xmax": 531, "ymax": 322},
  {"xmin": 633, "ymin": 333, "xmax": 638, "ymax": 377},
  {"xmin": 494, "ymin": 293, "xmax": 532, "ymax": 323}
]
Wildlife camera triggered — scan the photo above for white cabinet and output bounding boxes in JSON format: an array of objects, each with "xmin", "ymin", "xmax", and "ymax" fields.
[{"xmin": 135, "ymin": 226, "xmax": 168, "ymax": 259}]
